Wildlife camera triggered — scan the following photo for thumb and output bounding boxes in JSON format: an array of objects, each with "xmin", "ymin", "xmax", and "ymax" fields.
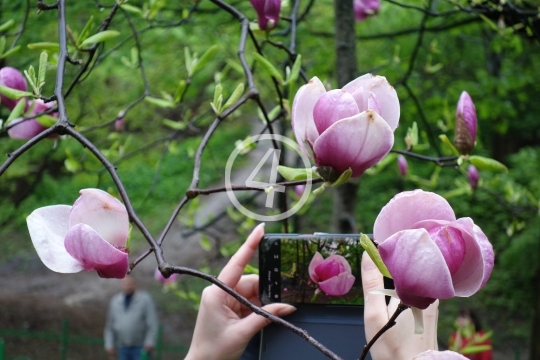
[
  {"xmin": 362, "ymin": 251, "xmax": 389, "ymax": 332},
  {"xmin": 239, "ymin": 303, "xmax": 297, "ymax": 338}
]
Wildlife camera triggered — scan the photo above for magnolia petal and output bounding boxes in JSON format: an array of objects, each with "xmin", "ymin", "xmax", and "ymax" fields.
[
  {"xmin": 379, "ymin": 229, "xmax": 454, "ymax": 309},
  {"xmin": 291, "ymin": 77, "xmax": 326, "ymax": 154},
  {"xmin": 456, "ymin": 91, "xmax": 477, "ymax": 142},
  {"xmin": 308, "ymin": 252, "xmax": 324, "ymax": 283},
  {"xmin": 373, "ymin": 190, "xmax": 456, "ymax": 243},
  {"xmin": 313, "ymin": 110, "xmax": 394, "ymax": 177},
  {"xmin": 342, "ymin": 74, "xmax": 400, "ymax": 131},
  {"xmin": 472, "ymin": 222, "xmax": 494, "ymax": 288},
  {"xmin": 26, "ymin": 205, "xmax": 84, "ymax": 273},
  {"xmin": 263, "ymin": 0, "xmax": 281, "ymax": 29},
  {"xmin": 64, "ymin": 224, "xmax": 128, "ymax": 279},
  {"xmin": 7, "ymin": 118, "xmax": 48, "ymax": 140},
  {"xmin": 314, "ymin": 254, "xmax": 353, "ymax": 281},
  {"xmin": 0, "ymin": 67, "xmax": 27, "ymax": 110},
  {"xmin": 313, "ymin": 89, "xmax": 359, "ymax": 135},
  {"xmin": 154, "ymin": 268, "xmax": 180, "ymax": 284},
  {"xmin": 69, "ymin": 188, "xmax": 129, "ymax": 248},
  {"xmin": 318, "ymin": 272, "xmax": 355, "ymax": 296},
  {"xmin": 413, "ymin": 350, "xmax": 469, "ymax": 360},
  {"xmin": 411, "ymin": 306, "xmax": 424, "ymax": 334}
]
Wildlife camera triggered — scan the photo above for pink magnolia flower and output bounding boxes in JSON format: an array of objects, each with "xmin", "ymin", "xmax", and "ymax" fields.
[
  {"xmin": 0, "ymin": 67, "xmax": 27, "ymax": 110},
  {"xmin": 292, "ymin": 74, "xmax": 399, "ymax": 178},
  {"xmin": 154, "ymin": 268, "xmax": 179, "ymax": 285},
  {"xmin": 468, "ymin": 165, "xmax": 479, "ymax": 189},
  {"xmin": 26, "ymin": 189, "xmax": 130, "ymax": 279},
  {"xmin": 250, "ymin": 0, "xmax": 281, "ymax": 31},
  {"xmin": 454, "ymin": 91, "xmax": 477, "ymax": 155},
  {"xmin": 397, "ymin": 154, "xmax": 408, "ymax": 176},
  {"xmin": 308, "ymin": 252, "xmax": 355, "ymax": 296},
  {"xmin": 354, "ymin": 0, "xmax": 381, "ymax": 22},
  {"xmin": 8, "ymin": 99, "xmax": 58, "ymax": 140},
  {"xmin": 413, "ymin": 350, "xmax": 468, "ymax": 359},
  {"xmin": 373, "ymin": 190, "xmax": 494, "ymax": 309}
]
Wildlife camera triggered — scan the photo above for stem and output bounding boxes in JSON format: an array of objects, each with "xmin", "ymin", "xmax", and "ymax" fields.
[{"xmin": 359, "ymin": 302, "xmax": 410, "ymax": 360}]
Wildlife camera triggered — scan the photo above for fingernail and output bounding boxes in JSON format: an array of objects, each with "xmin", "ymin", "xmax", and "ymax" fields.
[
  {"xmin": 277, "ymin": 305, "xmax": 296, "ymax": 317},
  {"xmin": 258, "ymin": 222, "xmax": 266, "ymax": 228},
  {"xmin": 362, "ymin": 253, "xmax": 377, "ymax": 271}
]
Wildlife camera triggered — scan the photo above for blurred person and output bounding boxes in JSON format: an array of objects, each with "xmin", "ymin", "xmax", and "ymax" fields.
[
  {"xmin": 448, "ymin": 308, "xmax": 492, "ymax": 360},
  {"xmin": 104, "ymin": 275, "xmax": 159, "ymax": 360}
]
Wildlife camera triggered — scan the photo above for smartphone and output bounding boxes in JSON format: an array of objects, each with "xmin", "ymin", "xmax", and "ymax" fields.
[{"xmin": 259, "ymin": 233, "xmax": 367, "ymax": 306}]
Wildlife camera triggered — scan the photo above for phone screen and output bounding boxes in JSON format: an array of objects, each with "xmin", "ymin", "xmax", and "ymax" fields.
[{"xmin": 259, "ymin": 234, "xmax": 365, "ymax": 306}]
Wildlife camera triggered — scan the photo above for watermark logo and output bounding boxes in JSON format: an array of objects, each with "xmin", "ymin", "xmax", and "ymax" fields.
[{"xmin": 225, "ymin": 134, "xmax": 312, "ymax": 221}]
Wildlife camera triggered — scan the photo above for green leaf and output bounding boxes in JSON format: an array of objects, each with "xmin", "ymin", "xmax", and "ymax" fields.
[
  {"xmin": 277, "ymin": 165, "xmax": 315, "ymax": 181},
  {"xmin": 479, "ymin": 14, "xmax": 499, "ymax": 32},
  {"xmin": 0, "ymin": 37, "xmax": 5, "ymax": 56},
  {"xmin": 162, "ymin": 119, "xmax": 186, "ymax": 130},
  {"xmin": 252, "ymin": 52, "xmax": 284, "ymax": 84},
  {"xmin": 286, "ymin": 54, "xmax": 302, "ymax": 85},
  {"xmin": 0, "ymin": 45, "xmax": 21, "ymax": 59},
  {"xmin": 405, "ymin": 122, "xmax": 418, "ymax": 150},
  {"xmin": 79, "ymin": 30, "xmax": 120, "ymax": 49},
  {"xmin": 76, "ymin": 16, "xmax": 94, "ymax": 47},
  {"xmin": 27, "ymin": 42, "xmax": 60, "ymax": 52},
  {"xmin": 35, "ymin": 114, "xmax": 58, "ymax": 128},
  {"xmin": 184, "ymin": 47, "xmax": 193, "ymax": 76},
  {"xmin": 360, "ymin": 234, "xmax": 392, "ymax": 278},
  {"xmin": 120, "ymin": 3, "xmax": 143, "ymax": 15},
  {"xmin": 174, "ymin": 79, "xmax": 187, "ymax": 103},
  {"xmin": 0, "ymin": 19, "xmax": 15, "ymax": 33},
  {"xmin": 469, "ymin": 155, "xmax": 508, "ymax": 173},
  {"xmin": 0, "ymin": 84, "xmax": 33, "ymax": 100},
  {"xmin": 213, "ymin": 84, "xmax": 222, "ymax": 106},
  {"xmin": 244, "ymin": 264, "xmax": 259, "ymax": 275},
  {"xmin": 192, "ymin": 45, "xmax": 218, "ymax": 74},
  {"xmin": 5, "ymin": 99, "xmax": 26, "ymax": 125},
  {"xmin": 332, "ymin": 168, "xmax": 352, "ymax": 186},
  {"xmin": 439, "ymin": 134, "xmax": 460, "ymax": 156},
  {"xmin": 144, "ymin": 96, "xmax": 175, "ymax": 108},
  {"xmin": 222, "ymin": 83, "xmax": 244, "ymax": 110},
  {"xmin": 199, "ymin": 234, "xmax": 212, "ymax": 251},
  {"xmin": 38, "ymin": 51, "xmax": 48, "ymax": 89}
]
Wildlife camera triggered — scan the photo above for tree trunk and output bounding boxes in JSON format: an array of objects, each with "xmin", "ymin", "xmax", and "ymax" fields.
[{"xmin": 332, "ymin": 0, "xmax": 359, "ymax": 233}]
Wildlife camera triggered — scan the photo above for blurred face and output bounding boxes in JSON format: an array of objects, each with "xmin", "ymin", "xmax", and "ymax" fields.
[
  {"xmin": 122, "ymin": 276, "xmax": 136, "ymax": 295},
  {"xmin": 457, "ymin": 315, "xmax": 471, "ymax": 328}
]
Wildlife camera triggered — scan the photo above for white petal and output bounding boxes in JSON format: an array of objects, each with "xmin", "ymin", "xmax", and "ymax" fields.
[{"xmin": 26, "ymin": 205, "xmax": 84, "ymax": 273}]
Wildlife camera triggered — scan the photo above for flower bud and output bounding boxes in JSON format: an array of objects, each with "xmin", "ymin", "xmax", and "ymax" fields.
[
  {"xmin": 250, "ymin": 0, "xmax": 281, "ymax": 31},
  {"xmin": 115, "ymin": 111, "xmax": 126, "ymax": 132},
  {"xmin": 294, "ymin": 184, "xmax": 305, "ymax": 197},
  {"xmin": 154, "ymin": 268, "xmax": 179, "ymax": 285},
  {"xmin": 454, "ymin": 91, "xmax": 477, "ymax": 155},
  {"xmin": 397, "ymin": 154, "xmax": 408, "ymax": 176},
  {"xmin": 468, "ymin": 165, "xmax": 479, "ymax": 189},
  {"xmin": 0, "ymin": 67, "xmax": 27, "ymax": 110},
  {"xmin": 354, "ymin": 0, "xmax": 381, "ymax": 22}
]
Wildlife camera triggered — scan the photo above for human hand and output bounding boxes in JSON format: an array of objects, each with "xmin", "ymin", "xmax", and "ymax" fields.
[
  {"xmin": 362, "ymin": 252, "xmax": 439, "ymax": 360},
  {"xmin": 185, "ymin": 224, "xmax": 296, "ymax": 360}
]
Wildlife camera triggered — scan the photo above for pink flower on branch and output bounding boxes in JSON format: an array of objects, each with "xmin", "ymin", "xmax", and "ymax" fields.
[
  {"xmin": 354, "ymin": 0, "xmax": 381, "ymax": 22},
  {"xmin": 250, "ymin": 0, "xmax": 281, "ymax": 30},
  {"xmin": 155, "ymin": 268, "xmax": 179, "ymax": 285},
  {"xmin": 8, "ymin": 99, "xmax": 58, "ymax": 140},
  {"xmin": 454, "ymin": 91, "xmax": 477, "ymax": 155},
  {"xmin": 308, "ymin": 252, "xmax": 355, "ymax": 296},
  {"xmin": 373, "ymin": 190, "xmax": 494, "ymax": 309},
  {"xmin": 397, "ymin": 154, "xmax": 408, "ymax": 176},
  {"xmin": 26, "ymin": 189, "xmax": 130, "ymax": 279},
  {"xmin": 0, "ymin": 67, "xmax": 27, "ymax": 110},
  {"xmin": 292, "ymin": 74, "xmax": 399, "ymax": 178},
  {"xmin": 468, "ymin": 164, "xmax": 479, "ymax": 189}
]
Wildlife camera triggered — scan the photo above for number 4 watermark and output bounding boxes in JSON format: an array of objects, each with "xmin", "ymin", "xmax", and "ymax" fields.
[{"xmin": 225, "ymin": 134, "xmax": 313, "ymax": 222}]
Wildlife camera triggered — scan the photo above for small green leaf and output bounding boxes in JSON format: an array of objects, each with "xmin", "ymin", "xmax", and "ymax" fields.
[
  {"xmin": 244, "ymin": 264, "xmax": 259, "ymax": 275},
  {"xmin": 144, "ymin": 96, "xmax": 175, "ymax": 108},
  {"xmin": 479, "ymin": 14, "xmax": 499, "ymax": 32},
  {"xmin": 199, "ymin": 234, "xmax": 212, "ymax": 251},
  {"xmin": 174, "ymin": 79, "xmax": 187, "ymax": 103},
  {"xmin": 38, "ymin": 51, "xmax": 48, "ymax": 89},
  {"xmin": 252, "ymin": 52, "xmax": 284, "ymax": 84},
  {"xmin": 0, "ymin": 84, "xmax": 33, "ymax": 100},
  {"xmin": 64, "ymin": 157, "xmax": 81, "ymax": 173},
  {"xmin": 222, "ymin": 83, "xmax": 244, "ymax": 110},
  {"xmin": 35, "ymin": 114, "xmax": 58, "ymax": 128},
  {"xmin": 360, "ymin": 234, "xmax": 392, "ymax": 278},
  {"xmin": 125, "ymin": 224, "xmax": 133, "ymax": 249},
  {"xmin": 286, "ymin": 54, "xmax": 302, "ymax": 85},
  {"xmin": 79, "ymin": 30, "xmax": 120, "ymax": 49},
  {"xmin": 76, "ymin": 15, "xmax": 94, "ymax": 47},
  {"xmin": 192, "ymin": 45, "xmax": 218, "ymax": 74},
  {"xmin": 332, "ymin": 168, "xmax": 352, "ymax": 186},
  {"xmin": 27, "ymin": 42, "xmax": 60, "ymax": 52},
  {"xmin": 405, "ymin": 122, "xmax": 418, "ymax": 150},
  {"xmin": 0, "ymin": 37, "xmax": 6, "ymax": 56},
  {"xmin": 120, "ymin": 3, "xmax": 143, "ymax": 15},
  {"xmin": 0, "ymin": 19, "xmax": 15, "ymax": 33},
  {"xmin": 277, "ymin": 165, "xmax": 315, "ymax": 181},
  {"xmin": 469, "ymin": 155, "xmax": 508, "ymax": 173},
  {"xmin": 213, "ymin": 84, "xmax": 222, "ymax": 106},
  {"xmin": 162, "ymin": 119, "xmax": 186, "ymax": 130},
  {"xmin": 184, "ymin": 47, "xmax": 193, "ymax": 76},
  {"xmin": 5, "ymin": 99, "xmax": 26, "ymax": 125},
  {"xmin": 0, "ymin": 45, "xmax": 21, "ymax": 59},
  {"xmin": 439, "ymin": 134, "xmax": 460, "ymax": 156}
]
